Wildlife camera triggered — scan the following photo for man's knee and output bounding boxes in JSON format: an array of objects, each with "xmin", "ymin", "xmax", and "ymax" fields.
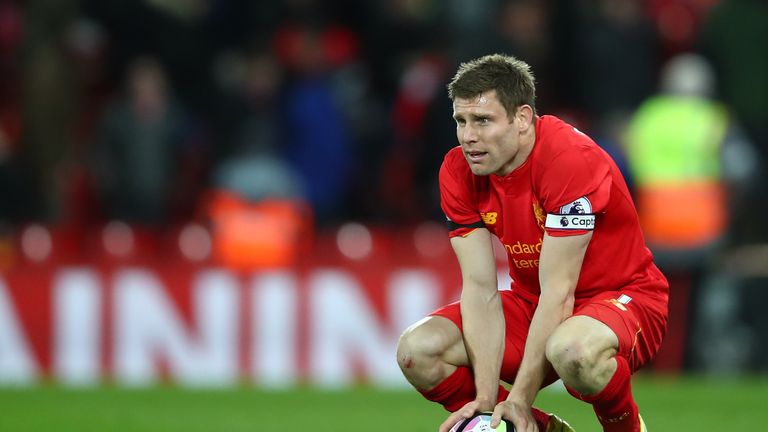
[
  {"xmin": 396, "ymin": 317, "xmax": 450, "ymax": 372},
  {"xmin": 545, "ymin": 317, "xmax": 618, "ymax": 394},
  {"xmin": 396, "ymin": 316, "xmax": 465, "ymax": 390},
  {"xmin": 545, "ymin": 332, "xmax": 598, "ymax": 383}
]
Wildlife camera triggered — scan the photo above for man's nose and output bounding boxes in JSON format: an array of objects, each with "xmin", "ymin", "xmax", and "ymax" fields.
[{"xmin": 462, "ymin": 124, "xmax": 477, "ymax": 144}]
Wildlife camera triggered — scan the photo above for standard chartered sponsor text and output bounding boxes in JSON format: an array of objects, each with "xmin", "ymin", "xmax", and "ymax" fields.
[{"xmin": 504, "ymin": 238, "xmax": 542, "ymax": 269}]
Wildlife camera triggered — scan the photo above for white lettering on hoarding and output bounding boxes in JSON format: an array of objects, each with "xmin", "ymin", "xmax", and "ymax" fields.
[
  {"xmin": 310, "ymin": 270, "xmax": 396, "ymax": 387},
  {"xmin": 309, "ymin": 270, "xmax": 439, "ymax": 388},
  {"xmin": 387, "ymin": 270, "xmax": 440, "ymax": 338},
  {"xmin": 0, "ymin": 278, "xmax": 38, "ymax": 384},
  {"xmin": 0, "ymin": 266, "xmax": 447, "ymax": 388},
  {"xmin": 251, "ymin": 272, "xmax": 297, "ymax": 388},
  {"xmin": 387, "ymin": 270, "xmax": 440, "ymax": 388},
  {"xmin": 114, "ymin": 270, "xmax": 239, "ymax": 386},
  {"xmin": 54, "ymin": 269, "xmax": 101, "ymax": 385}
]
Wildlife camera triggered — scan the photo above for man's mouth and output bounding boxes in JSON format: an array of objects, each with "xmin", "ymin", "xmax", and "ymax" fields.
[{"xmin": 466, "ymin": 151, "xmax": 487, "ymax": 163}]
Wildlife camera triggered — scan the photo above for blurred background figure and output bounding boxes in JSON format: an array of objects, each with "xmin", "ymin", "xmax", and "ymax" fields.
[
  {"xmin": 204, "ymin": 47, "xmax": 311, "ymax": 270},
  {"xmin": 0, "ymin": 0, "xmax": 767, "ymax": 398},
  {"xmin": 0, "ymin": 127, "xmax": 31, "ymax": 230},
  {"xmin": 624, "ymin": 52, "xmax": 759, "ymax": 370},
  {"xmin": 494, "ymin": 0, "xmax": 557, "ymax": 111},
  {"xmin": 566, "ymin": 0, "xmax": 658, "ymax": 124},
  {"xmin": 0, "ymin": 0, "xmax": 26, "ymax": 228},
  {"xmin": 698, "ymin": 0, "xmax": 768, "ymax": 243},
  {"xmin": 272, "ymin": 0, "xmax": 360, "ymax": 226},
  {"xmin": 210, "ymin": 48, "xmax": 298, "ymax": 199},
  {"xmin": 626, "ymin": 53, "xmax": 758, "ymax": 264},
  {"xmin": 91, "ymin": 57, "xmax": 197, "ymax": 225},
  {"xmin": 19, "ymin": 0, "xmax": 80, "ymax": 222},
  {"xmin": 379, "ymin": 50, "xmax": 451, "ymax": 222}
]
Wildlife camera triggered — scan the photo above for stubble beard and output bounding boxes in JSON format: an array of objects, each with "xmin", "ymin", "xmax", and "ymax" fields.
[{"xmin": 466, "ymin": 158, "xmax": 495, "ymax": 176}]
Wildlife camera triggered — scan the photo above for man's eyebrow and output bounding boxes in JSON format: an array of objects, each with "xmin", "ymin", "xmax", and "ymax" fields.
[
  {"xmin": 453, "ymin": 109, "xmax": 494, "ymax": 119},
  {"xmin": 458, "ymin": 112, "xmax": 492, "ymax": 119}
]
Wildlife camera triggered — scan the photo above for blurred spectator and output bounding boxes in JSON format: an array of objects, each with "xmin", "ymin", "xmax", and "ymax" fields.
[
  {"xmin": 699, "ymin": 0, "xmax": 768, "ymax": 242},
  {"xmin": 203, "ymin": 46, "xmax": 311, "ymax": 271},
  {"xmin": 212, "ymin": 49, "xmax": 282, "ymax": 163},
  {"xmin": 494, "ymin": 0, "xmax": 558, "ymax": 111},
  {"xmin": 646, "ymin": 0, "xmax": 719, "ymax": 56},
  {"xmin": 83, "ymin": 0, "xmax": 217, "ymax": 108},
  {"xmin": 624, "ymin": 52, "xmax": 759, "ymax": 370},
  {"xmin": 0, "ymin": 0, "xmax": 21, "ymax": 117},
  {"xmin": 379, "ymin": 51, "xmax": 451, "ymax": 222},
  {"xmin": 210, "ymin": 48, "xmax": 303, "ymax": 203},
  {"xmin": 273, "ymin": 9, "xmax": 360, "ymax": 226},
  {"xmin": 445, "ymin": 0, "xmax": 497, "ymax": 61},
  {"xmin": 699, "ymin": 0, "xmax": 768, "ymax": 157},
  {"xmin": 362, "ymin": 0, "xmax": 448, "ymax": 98},
  {"xmin": 0, "ymin": 1, "xmax": 27, "ymax": 224},
  {"xmin": 349, "ymin": 0, "xmax": 451, "ymax": 223},
  {"xmin": 20, "ymin": 0, "xmax": 80, "ymax": 221},
  {"xmin": 591, "ymin": 111, "xmax": 635, "ymax": 192},
  {"xmin": 0, "ymin": 128, "xmax": 32, "ymax": 224},
  {"xmin": 63, "ymin": 17, "xmax": 111, "ymax": 228},
  {"xmin": 4, "ymin": 0, "xmax": 766, "ymax": 248},
  {"xmin": 625, "ymin": 53, "xmax": 758, "ymax": 263},
  {"xmin": 564, "ymin": 0, "xmax": 659, "ymax": 122},
  {"xmin": 91, "ymin": 57, "xmax": 199, "ymax": 225}
]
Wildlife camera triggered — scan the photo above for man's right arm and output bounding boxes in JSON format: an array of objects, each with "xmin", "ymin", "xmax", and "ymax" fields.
[
  {"xmin": 450, "ymin": 228, "xmax": 503, "ymax": 409},
  {"xmin": 439, "ymin": 227, "xmax": 504, "ymax": 432}
]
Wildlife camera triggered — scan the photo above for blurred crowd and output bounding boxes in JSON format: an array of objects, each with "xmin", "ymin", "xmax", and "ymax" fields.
[
  {"xmin": 0, "ymin": 0, "xmax": 767, "ymax": 245},
  {"xmin": 0, "ymin": 0, "xmax": 767, "ymax": 372}
]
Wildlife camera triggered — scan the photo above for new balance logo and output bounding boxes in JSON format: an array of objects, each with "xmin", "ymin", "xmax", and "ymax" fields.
[{"xmin": 481, "ymin": 212, "xmax": 498, "ymax": 225}]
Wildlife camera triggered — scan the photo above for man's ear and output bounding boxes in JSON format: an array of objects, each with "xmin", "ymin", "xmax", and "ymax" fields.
[{"xmin": 516, "ymin": 104, "xmax": 534, "ymax": 130}]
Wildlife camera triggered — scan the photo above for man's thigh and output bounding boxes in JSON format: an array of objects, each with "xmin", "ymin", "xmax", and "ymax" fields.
[
  {"xmin": 573, "ymin": 290, "xmax": 668, "ymax": 371},
  {"xmin": 429, "ymin": 290, "xmax": 559, "ymax": 386}
]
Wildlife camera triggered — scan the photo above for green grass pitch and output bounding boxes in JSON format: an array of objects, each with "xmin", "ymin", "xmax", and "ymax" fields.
[{"xmin": 1, "ymin": 376, "xmax": 766, "ymax": 431}]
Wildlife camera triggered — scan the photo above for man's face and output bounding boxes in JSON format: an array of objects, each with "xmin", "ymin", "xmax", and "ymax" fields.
[{"xmin": 452, "ymin": 90, "xmax": 521, "ymax": 176}]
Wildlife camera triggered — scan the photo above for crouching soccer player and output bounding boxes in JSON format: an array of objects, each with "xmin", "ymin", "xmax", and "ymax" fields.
[{"xmin": 396, "ymin": 54, "xmax": 668, "ymax": 432}]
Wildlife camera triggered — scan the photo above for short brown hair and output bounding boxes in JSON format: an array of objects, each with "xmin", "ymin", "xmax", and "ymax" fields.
[{"xmin": 447, "ymin": 54, "xmax": 537, "ymax": 117}]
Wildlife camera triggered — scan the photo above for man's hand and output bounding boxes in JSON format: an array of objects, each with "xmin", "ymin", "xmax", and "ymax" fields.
[
  {"xmin": 491, "ymin": 399, "xmax": 538, "ymax": 432},
  {"xmin": 438, "ymin": 399, "xmax": 492, "ymax": 432}
]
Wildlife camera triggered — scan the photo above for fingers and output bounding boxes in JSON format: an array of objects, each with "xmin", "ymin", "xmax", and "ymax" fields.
[
  {"xmin": 438, "ymin": 414, "xmax": 458, "ymax": 432},
  {"xmin": 438, "ymin": 411, "xmax": 465, "ymax": 432},
  {"xmin": 490, "ymin": 405, "xmax": 503, "ymax": 428},
  {"xmin": 437, "ymin": 413, "xmax": 466, "ymax": 432},
  {"xmin": 437, "ymin": 401, "xmax": 478, "ymax": 432},
  {"xmin": 490, "ymin": 401, "xmax": 539, "ymax": 432}
]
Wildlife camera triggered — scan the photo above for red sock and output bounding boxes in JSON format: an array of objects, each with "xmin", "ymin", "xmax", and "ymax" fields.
[
  {"xmin": 421, "ymin": 367, "xmax": 551, "ymax": 431},
  {"xmin": 566, "ymin": 356, "xmax": 640, "ymax": 432},
  {"xmin": 420, "ymin": 367, "xmax": 510, "ymax": 412}
]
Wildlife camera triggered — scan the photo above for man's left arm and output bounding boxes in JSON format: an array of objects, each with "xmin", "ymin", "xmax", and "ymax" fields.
[{"xmin": 491, "ymin": 231, "xmax": 592, "ymax": 431}]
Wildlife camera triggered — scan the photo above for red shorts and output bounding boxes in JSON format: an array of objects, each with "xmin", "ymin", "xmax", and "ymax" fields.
[{"xmin": 429, "ymin": 287, "xmax": 668, "ymax": 385}]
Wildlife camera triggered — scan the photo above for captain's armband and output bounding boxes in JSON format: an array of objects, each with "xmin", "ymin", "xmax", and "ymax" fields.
[{"xmin": 544, "ymin": 214, "xmax": 595, "ymax": 230}]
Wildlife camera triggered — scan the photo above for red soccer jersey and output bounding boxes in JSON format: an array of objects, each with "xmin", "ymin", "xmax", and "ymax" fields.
[{"xmin": 440, "ymin": 115, "xmax": 668, "ymax": 303}]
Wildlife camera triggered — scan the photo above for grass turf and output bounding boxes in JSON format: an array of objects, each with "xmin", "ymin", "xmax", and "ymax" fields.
[{"xmin": 0, "ymin": 376, "xmax": 766, "ymax": 431}]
